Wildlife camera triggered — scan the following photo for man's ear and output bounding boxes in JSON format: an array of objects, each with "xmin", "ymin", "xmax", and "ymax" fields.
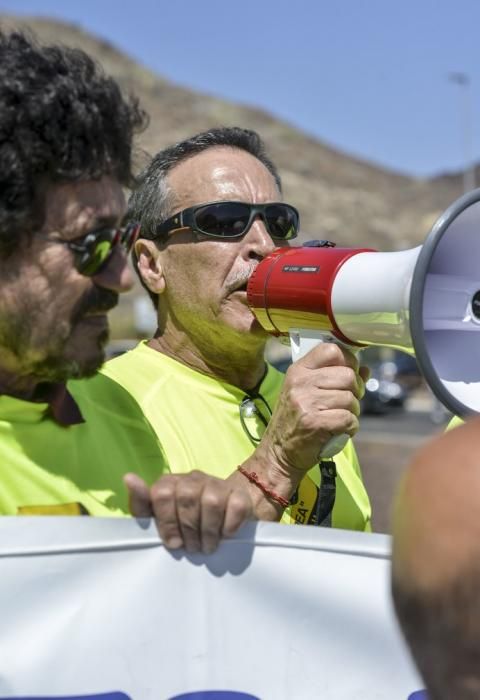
[{"xmin": 134, "ymin": 239, "xmax": 166, "ymax": 295}]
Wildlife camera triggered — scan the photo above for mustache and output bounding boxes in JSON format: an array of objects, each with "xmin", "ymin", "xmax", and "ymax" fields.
[
  {"xmin": 226, "ymin": 264, "xmax": 258, "ymax": 294},
  {"xmin": 71, "ymin": 287, "xmax": 119, "ymax": 323}
]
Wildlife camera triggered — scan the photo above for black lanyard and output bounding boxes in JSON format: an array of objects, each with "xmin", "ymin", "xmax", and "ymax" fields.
[{"xmin": 313, "ymin": 460, "xmax": 337, "ymax": 527}]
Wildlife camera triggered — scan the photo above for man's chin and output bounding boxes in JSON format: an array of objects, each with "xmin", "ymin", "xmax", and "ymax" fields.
[
  {"xmin": 68, "ymin": 348, "xmax": 107, "ymax": 379},
  {"xmin": 67, "ymin": 328, "xmax": 109, "ymax": 378},
  {"xmin": 39, "ymin": 328, "xmax": 109, "ymax": 382},
  {"xmin": 38, "ymin": 350, "xmax": 105, "ymax": 383}
]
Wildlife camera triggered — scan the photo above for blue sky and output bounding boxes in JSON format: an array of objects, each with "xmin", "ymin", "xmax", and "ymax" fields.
[{"xmin": 2, "ymin": 0, "xmax": 480, "ymax": 177}]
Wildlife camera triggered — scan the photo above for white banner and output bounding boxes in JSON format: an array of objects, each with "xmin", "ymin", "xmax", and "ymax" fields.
[{"xmin": 0, "ymin": 518, "xmax": 424, "ymax": 700}]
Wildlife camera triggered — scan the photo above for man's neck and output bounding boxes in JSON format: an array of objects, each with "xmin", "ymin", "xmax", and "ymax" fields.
[{"xmin": 149, "ymin": 330, "xmax": 268, "ymax": 393}]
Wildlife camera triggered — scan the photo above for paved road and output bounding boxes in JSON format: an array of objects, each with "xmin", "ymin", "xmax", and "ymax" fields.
[
  {"xmin": 358, "ymin": 406, "xmax": 447, "ymax": 444},
  {"xmin": 354, "ymin": 397, "xmax": 451, "ymax": 534}
]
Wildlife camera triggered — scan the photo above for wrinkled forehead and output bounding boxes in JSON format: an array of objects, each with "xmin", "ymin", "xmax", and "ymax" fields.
[{"xmin": 167, "ymin": 146, "xmax": 281, "ymax": 212}]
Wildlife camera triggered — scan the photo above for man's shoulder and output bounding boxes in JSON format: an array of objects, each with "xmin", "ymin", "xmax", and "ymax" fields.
[
  {"xmin": 101, "ymin": 341, "xmax": 178, "ymax": 389},
  {"xmin": 68, "ymin": 369, "xmax": 155, "ymax": 432},
  {"xmin": 103, "ymin": 341, "xmax": 155, "ymax": 376}
]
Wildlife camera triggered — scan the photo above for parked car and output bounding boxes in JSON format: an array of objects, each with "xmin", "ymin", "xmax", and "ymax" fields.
[
  {"xmin": 360, "ymin": 360, "xmax": 408, "ymax": 414},
  {"xmin": 389, "ymin": 351, "xmax": 423, "ymax": 391},
  {"xmin": 360, "ymin": 349, "xmax": 422, "ymax": 415}
]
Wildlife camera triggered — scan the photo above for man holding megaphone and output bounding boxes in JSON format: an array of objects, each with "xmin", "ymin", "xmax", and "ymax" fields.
[
  {"xmin": 92, "ymin": 126, "xmax": 373, "ymax": 535},
  {"xmin": 93, "ymin": 125, "xmax": 480, "ymax": 540}
]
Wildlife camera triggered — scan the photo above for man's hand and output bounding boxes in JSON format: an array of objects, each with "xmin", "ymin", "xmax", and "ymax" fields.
[
  {"xmin": 261, "ymin": 343, "xmax": 368, "ymax": 476},
  {"xmin": 124, "ymin": 471, "xmax": 253, "ymax": 554},
  {"xmin": 232, "ymin": 343, "xmax": 369, "ymax": 522}
]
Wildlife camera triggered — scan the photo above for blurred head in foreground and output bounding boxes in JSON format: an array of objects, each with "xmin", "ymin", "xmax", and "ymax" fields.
[{"xmin": 392, "ymin": 418, "xmax": 480, "ymax": 700}]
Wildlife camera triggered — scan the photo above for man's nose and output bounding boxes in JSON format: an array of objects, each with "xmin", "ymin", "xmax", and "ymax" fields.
[
  {"xmin": 243, "ymin": 216, "xmax": 276, "ymax": 260},
  {"xmin": 91, "ymin": 246, "xmax": 134, "ymax": 293}
]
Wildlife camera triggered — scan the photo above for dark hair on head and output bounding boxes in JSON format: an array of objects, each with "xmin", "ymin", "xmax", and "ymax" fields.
[
  {"xmin": 392, "ymin": 568, "xmax": 480, "ymax": 700},
  {"xmin": 127, "ymin": 126, "xmax": 282, "ymax": 307},
  {"xmin": 0, "ymin": 30, "xmax": 147, "ymax": 254}
]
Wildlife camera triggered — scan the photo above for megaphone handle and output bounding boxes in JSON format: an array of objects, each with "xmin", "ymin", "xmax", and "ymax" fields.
[
  {"xmin": 319, "ymin": 432, "xmax": 350, "ymax": 459},
  {"xmin": 289, "ymin": 329, "xmax": 355, "ymax": 459}
]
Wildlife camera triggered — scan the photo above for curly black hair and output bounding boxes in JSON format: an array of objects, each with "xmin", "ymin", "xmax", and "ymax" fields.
[{"xmin": 0, "ymin": 30, "xmax": 147, "ymax": 254}]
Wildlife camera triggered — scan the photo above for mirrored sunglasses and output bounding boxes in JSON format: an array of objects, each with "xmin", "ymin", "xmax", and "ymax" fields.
[
  {"xmin": 60, "ymin": 222, "xmax": 140, "ymax": 276},
  {"xmin": 154, "ymin": 201, "xmax": 299, "ymax": 241}
]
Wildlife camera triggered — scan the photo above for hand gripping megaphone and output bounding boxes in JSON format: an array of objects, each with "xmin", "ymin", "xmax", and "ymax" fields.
[{"xmin": 247, "ymin": 189, "xmax": 480, "ymax": 454}]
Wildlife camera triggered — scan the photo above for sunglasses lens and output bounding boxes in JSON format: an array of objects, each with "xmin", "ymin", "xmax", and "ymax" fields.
[
  {"xmin": 74, "ymin": 223, "xmax": 141, "ymax": 276},
  {"xmin": 79, "ymin": 237, "xmax": 114, "ymax": 276},
  {"xmin": 195, "ymin": 202, "xmax": 250, "ymax": 237},
  {"xmin": 121, "ymin": 223, "xmax": 141, "ymax": 251},
  {"xmin": 240, "ymin": 397, "xmax": 272, "ymax": 444},
  {"xmin": 265, "ymin": 204, "xmax": 298, "ymax": 240},
  {"xmin": 191, "ymin": 202, "xmax": 298, "ymax": 240}
]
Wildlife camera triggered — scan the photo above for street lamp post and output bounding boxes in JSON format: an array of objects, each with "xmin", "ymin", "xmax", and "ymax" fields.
[{"xmin": 449, "ymin": 72, "xmax": 475, "ymax": 193}]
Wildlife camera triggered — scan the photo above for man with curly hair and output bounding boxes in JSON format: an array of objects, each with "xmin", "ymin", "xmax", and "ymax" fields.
[
  {"xmin": 0, "ymin": 31, "xmax": 253, "ymax": 551},
  {"xmin": 0, "ymin": 31, "xmax": 145, "ymax": 382}
]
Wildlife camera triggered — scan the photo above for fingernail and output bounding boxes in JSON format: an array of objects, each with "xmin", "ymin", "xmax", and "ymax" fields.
[{"xmin": 164, "ymin": 536, "xmax": 183, "ymax": 550}]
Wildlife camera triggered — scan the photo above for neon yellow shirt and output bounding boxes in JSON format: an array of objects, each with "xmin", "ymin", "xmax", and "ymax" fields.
[
  {"xmin": 101, "ymin": 342, "xmax": 372, "ymax": 531},
  {"xmin": 447, "ymin": 416, "xmax": 463, "ymax": 430},
  {"xmin": 0, "ymin": 376, "xmax": 167, "ymax": 515}
]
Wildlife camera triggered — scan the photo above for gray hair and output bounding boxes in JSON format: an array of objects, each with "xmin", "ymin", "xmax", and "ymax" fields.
[
  {"xmin": 128, "ymin": 126, "xmax": 282, "ymax": 308},
  {"xmin": 128, "ymin": 126, "xmax": 282, "ymax": 240}
]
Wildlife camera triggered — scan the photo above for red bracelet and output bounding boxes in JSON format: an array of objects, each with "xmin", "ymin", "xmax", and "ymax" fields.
[{"xmin": 237, "ymin": 465, "xmax": 290, "ymax": 509}]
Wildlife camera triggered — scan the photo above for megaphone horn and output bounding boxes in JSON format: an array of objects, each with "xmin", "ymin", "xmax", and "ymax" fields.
[{"xmin": 247, "ymin": 189, "xmax": 480, "ymax": 420}]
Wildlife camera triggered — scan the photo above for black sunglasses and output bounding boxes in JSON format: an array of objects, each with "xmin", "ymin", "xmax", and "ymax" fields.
[
  {"xmin": 154, "ymin": 201, "xmax": 299, "ymax": 241},
  {"xmin": 56, "ymin": 222, "xmax": 140, "ymax": 277}
]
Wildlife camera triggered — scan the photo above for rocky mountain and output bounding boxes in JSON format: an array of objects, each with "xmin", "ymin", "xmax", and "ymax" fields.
[{"xmin": 1, "ymin": 14, "xmax": 473, "ymax": 335}]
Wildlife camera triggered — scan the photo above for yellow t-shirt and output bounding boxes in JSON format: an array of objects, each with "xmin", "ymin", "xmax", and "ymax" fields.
[
  {"xmin": 0, "ymin": 375, "xmax": 167, "ymax": 515},
  {"xmin": 100, "ymin": 342, "xmax": 372, "ymax": 531},
  {"xmin": 447, "ymin": 416, "xmax": 464, "ymax": 430}
]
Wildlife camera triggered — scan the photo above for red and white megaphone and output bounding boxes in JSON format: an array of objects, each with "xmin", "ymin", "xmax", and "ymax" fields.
[{"xmin": 247, "ymin": 189, "xmax": 480, "ymax": 440}]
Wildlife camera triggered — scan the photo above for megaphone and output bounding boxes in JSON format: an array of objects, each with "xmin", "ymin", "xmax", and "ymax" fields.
[{"xmin": 247, "ymin": 188, "xmax": 480, "ymax": 430}]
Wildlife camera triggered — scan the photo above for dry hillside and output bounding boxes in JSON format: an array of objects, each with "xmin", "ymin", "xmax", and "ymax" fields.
[{"xmin": 1, "ymin": 14, "xmax": 473, "ymax": 334}]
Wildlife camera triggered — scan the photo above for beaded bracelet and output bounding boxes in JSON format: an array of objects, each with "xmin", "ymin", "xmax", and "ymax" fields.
[{"xmin": 237, "ymin": 465, "xmax": 290, "ymax": 509}]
